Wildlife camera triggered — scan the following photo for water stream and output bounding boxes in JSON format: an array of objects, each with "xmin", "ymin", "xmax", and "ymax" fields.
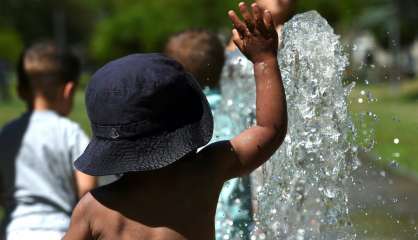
[{"xmin": 219, "ymin": 11, "xmax": 359, "ymax": 240}]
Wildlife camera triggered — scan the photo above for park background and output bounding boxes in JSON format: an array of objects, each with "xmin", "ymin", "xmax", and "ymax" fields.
[{"xmin": 0, "ymin": 0, "xmax": 417, "ymax": 239}]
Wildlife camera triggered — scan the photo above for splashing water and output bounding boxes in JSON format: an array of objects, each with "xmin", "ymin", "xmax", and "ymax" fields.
[{"xmin": 219, "ymin": 11, "xmax": 359, "ymax": 239}]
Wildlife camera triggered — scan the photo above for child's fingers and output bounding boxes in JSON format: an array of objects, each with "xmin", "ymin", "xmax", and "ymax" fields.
[
  {"xmin": 239, "ymin": 2, "xmax": 255, "ymax": 33},
  {"xmin": 252, "ymin": 3, "xmax": 268, "ymax": 35},
  {"xmin": 232, "ymin": 28, "xmax": 242, "ymax": 42},
  {"xmin": 232, "ymin": 29, "xmax": 244, "ymax": 50},
  {"xmin": 263, "ymin": 10, "xmax": 275, "ymax": 34},
  {"xmin": 228, "ymin": 10, "xmax": 250, "ymax": 37}
]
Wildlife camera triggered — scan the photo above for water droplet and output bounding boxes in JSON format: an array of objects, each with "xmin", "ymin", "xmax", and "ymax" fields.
[
  {"xmin": 389, "ymin": 160, "xmax": 399, "ymax": 169},
  {"xmin": 392, "ymin": 116, "xmax": 400, "ymax": 123},
  {"xmin": 324, "ymin": 188, "xmax": 337, "ymax": 198},
  {"xmin": 366, "ymin": 92, "xmax": 376, "ymax": 102},
  {"xmin": 296, "ymin": 229, "xmax": 306, "ymax": 240},
  {"xmin": 352, "ymin": 44, "xmax": 358, "ymax": 51}
]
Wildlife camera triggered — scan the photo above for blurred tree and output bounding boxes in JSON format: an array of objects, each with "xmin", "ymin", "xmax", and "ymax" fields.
[
  {"xmin": 296, "ymin": 0, "xmax": 418, "ymax": 48},
  {"xmin": 296, "ymin": 0, "xmax": 366, "ymax": 26},
  {"xmin": 0, "ymin": 26, "xmax": 23, "ymax": 63},
  {"xmin": 0, "ymin": 0, "xmax": 98, "ymax": 47},
  {"xmin": 89, "ymin": 0, "xmax": 240, "ymax": 63},
  {"xmin": 0, "ymin": 0, "xmax": 416, "ymax": 65},
  {"xmin": 111, "ymin": 0, "xmax": 414, "ymax": 53}
]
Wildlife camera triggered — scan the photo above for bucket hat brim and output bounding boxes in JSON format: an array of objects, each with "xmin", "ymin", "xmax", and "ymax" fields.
[
  {"xmin": 74, "ymin": 71, "xmax": 213, "ymax": 176},
  {"xmin": 74, "ymin": 104, "xmax": 212, "ymax": 176}
]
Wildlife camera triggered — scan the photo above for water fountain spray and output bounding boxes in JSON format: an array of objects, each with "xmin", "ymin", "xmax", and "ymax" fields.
[{"xmin": 220, "ymin": 11, "xmax": 360, "ymax": 240}]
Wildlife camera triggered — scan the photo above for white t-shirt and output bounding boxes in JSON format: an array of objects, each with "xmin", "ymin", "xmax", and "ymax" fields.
[{"xmin": 0, "ymin": 110, "xmax": 89, "ymax": 234}]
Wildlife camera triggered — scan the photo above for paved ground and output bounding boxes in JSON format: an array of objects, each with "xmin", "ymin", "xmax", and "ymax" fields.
[{"xmin": 348, "ymin": 153, "xmax": 418, "ymax": 239}]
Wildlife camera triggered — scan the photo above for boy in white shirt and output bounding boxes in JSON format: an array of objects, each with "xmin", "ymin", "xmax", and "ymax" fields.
[{"xmin": 0, "ymin": 42, "xmax": 96, "ymax": 240}]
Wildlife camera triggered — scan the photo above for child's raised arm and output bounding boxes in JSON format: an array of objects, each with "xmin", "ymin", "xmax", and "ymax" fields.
[{"xmin": 202, "ymin": 2, "xmax": 287, "ymax": 180}]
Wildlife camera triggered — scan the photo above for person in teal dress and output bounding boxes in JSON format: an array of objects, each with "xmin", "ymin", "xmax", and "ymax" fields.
[{"xmin": 165, "ymin": 29, "xmax": 253, "ymax": 240}]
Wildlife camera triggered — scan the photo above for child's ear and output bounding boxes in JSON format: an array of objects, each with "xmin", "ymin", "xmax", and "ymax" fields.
[{"xmin": 63, "ymin": 81, "xmax": 76, "ymax": 99}]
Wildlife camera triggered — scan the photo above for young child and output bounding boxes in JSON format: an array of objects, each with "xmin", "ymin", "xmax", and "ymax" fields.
[
  {"xmin": 64, "ymin": 2, "xmax": 287, "ymax": 239},
  {"xmin": 164, "ymin": 29, "xmax": 225, "ymax": 90},
  {"xmin": 0, "ymin": 42, "xmax": 97, "ymax": 240},
  {"xmin": 164, "ymin": 30, "xmax": 253, "ymax": 239}
]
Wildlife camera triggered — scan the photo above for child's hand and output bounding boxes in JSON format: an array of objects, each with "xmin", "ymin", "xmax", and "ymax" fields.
[{"xmin": 228, "ymin": 2, "xmax": 278, "ymax": 64}]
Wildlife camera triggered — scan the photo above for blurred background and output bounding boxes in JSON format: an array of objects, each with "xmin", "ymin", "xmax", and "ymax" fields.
[{"xmin": 0, "ymin": 0, "xmax": 417, "ymax": 239}]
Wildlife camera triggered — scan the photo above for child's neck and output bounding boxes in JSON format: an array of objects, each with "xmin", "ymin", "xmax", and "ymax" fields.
[
  {"xmin": 119, "ymin": 151, "xmax": 197, "ymax": 185},
  {"xmin": 32, "ymin": 96, "xmax": 65, "ymax": 115}
]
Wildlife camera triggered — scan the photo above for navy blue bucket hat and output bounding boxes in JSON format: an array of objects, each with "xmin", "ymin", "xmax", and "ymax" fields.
[{"xmin": 75, "ymin": 53, "xmax": 213, "ymax": 176}]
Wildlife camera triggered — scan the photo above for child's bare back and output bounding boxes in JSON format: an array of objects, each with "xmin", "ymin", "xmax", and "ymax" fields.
[
  {"xmin": 66, "ymin": 143, "xmax": 240, "ymax": 239},
  {"xmin": 64, "ymin": 2, "xmax": 287, "ymax": 239}
]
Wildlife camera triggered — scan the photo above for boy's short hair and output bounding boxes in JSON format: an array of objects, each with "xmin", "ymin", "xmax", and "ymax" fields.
[
  {"xmin": 18, "ymin": 41, "xmax": 81, "ymax": 101},
  {"xmin": 164, "ymin": 29, "xmax": 225, "ymax": 89}
]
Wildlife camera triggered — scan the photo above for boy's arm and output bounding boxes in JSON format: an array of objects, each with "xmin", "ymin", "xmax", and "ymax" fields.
[
  {"xmin": 205, "ymin": 2, "xmax": 287, "ymax": 179},
  {"xmin": 73, "ymin": 127, "xmax": 97, "ymax": 198},
  {"xmin": 75, "ymin": 170, "xmax": 97, "ymax": 198}
]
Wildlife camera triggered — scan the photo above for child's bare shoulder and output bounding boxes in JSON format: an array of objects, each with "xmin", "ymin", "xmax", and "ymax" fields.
[
  {"xmin": 85, "ymin": 187, "xmax": 127, "ymax": 221},
  {"xmin": 71, "ymin": 192, "xmax": 99, "ymax": 224},
  {"xmin": 197, "ymin": 140, "xmax": 238, "ymax": 180},
  {"xmin": 65, "ymin": 191, "xmax": 127, "ymax": 239},
  {"xmin": 64, "ymin": 193, "xmax": 96, "ymax": 239}
]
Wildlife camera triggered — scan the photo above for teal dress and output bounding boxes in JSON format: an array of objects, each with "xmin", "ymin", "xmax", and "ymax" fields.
[{"xmin": 205, "ymin": 89, "xmax": 253, "ymax": 240}]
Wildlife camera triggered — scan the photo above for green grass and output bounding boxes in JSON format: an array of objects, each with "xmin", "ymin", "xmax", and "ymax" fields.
[
  {"xmin": 349, "ymin": 79, "xmax": 418, "ymax": 173},
  {"xmin": 350, "ymin": 210, "xmax": 418, "ymax": 239},
  {"xmin": 0, "ymin": 89, "xmax": 91, "ymax": 135},
  {"xmin": 69, "ymin": 90, "xmax": 91, "ymax": 135}
]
